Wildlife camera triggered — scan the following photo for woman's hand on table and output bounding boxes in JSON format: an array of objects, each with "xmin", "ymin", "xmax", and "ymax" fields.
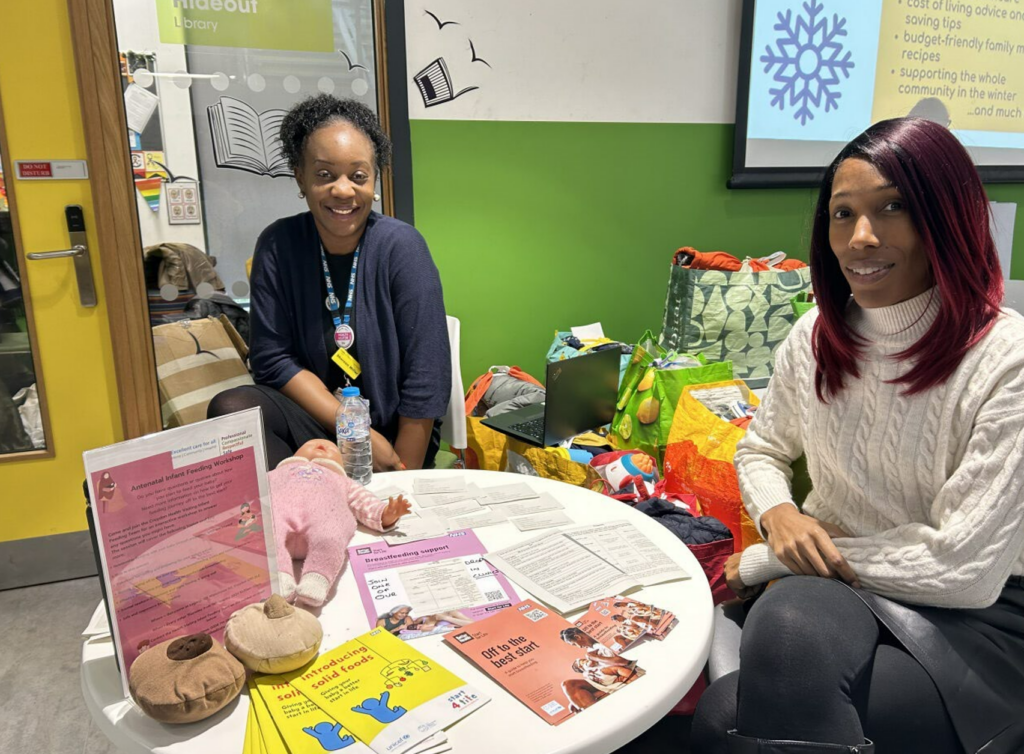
[
  {"xmin": 371, "ymin": 429, "xmax": 404, "ymax": 472},
  {"xmin": 760, "ymin": 504, "xmax": 860, "ymax": 588}
]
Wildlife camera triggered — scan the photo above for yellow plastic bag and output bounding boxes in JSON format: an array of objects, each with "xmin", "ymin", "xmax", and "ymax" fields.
[
  {"xmin": 662, "ymin": 380, "xmax": 763, "ymax": 553},
  {"xmin": 454, "ymin": 367, "xmax": 540, "ymax": 471},
  {"xmin": 502, "ymin": 439, "xmax": 602, "ymax": 488}
]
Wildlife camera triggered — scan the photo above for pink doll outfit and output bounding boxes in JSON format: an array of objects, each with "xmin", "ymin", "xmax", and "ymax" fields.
[{"xmin": 270, "ymin": 456, "xmax": 390, "ymax": 607}]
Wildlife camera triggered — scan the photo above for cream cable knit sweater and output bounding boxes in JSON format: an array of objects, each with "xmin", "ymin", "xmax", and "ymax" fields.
[{"xmin": 736, "ymin": 288, "xmax": 1024, "ymax": 609}]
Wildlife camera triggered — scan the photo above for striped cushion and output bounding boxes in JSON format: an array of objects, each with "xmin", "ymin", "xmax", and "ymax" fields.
[{"xmin": 152, "ymin": 318, "xmax": 253, "ymax": 428}]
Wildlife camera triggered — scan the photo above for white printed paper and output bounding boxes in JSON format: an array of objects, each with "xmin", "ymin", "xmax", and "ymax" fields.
[
  {"xmin": 510, "ymin": 510, "xmax": 573, "ymax": 531},
  {"xmin": 446, "ymin": 509, "xmax": 508, "ymax": 531},
  {"xmin": 123, "ymin": 83, "xmax": 159, "ymax": 134},
  {"xmin": 485, "ymin": 520, "xmax": 689, "ymax": 613},
  {"xmin": 415, "ymin": 489, "xmax": 477, "ymax": 507},
  {"xmin": 81, "ymin": 601, "xmax": 111, "ymax": 637},
  {"xmin": 413, "ymin": 477, "xmax": 467, "ymax": 495},
  {"xmin": 383, "ymin": 512, "xmax": 449, "ymax": 545},
  {"xmin": 476, "ymin": 482, "xmax": 540, "ymax": 505},
  {"xmin": 485, "ymin": 531, "xmax": 638, "ymax": 613},
  {"xmin": 490, "ymin": 492, "xmax": 563, "ymax": 518},
  {"xmin": 374, "ymin": 484, "xmax": 408, "ymax": 500},
  {"xmin": 426, "ymin": 499, "xmax": 485, "ymax": 522},
  {"xmin": 571, "ymin": 322, "xmax": 606, "ymax": 340},
  {"xmin": 397, "ymin": 557, "xmax": 487, "ymax": 615},
  {"xmin": 565, "ymin": 521, "xmax": 689, "ymax": 586}
]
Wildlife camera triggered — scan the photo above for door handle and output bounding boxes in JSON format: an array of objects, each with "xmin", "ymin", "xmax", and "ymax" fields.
[
  {"xmin": 25, "ymin": 206, "xmax": 97, "ymax": 307},
  {"xmin": 27, "ymin": 245, "xmax": 86, "ymax": 260}
]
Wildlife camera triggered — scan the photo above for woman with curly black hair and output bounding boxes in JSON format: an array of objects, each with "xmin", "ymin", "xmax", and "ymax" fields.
[{"xmin": 209, "ymin": 95, "xmax": 450, "ymax": 470}]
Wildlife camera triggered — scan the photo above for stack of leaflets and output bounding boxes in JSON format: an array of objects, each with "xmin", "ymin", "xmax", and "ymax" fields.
[
  {"xmin": 373, "ymin": 479, "xmax": 573, "ymax": 545},
  {"xmin": 443, "ymin": 599, "xmax": 645, "ymax": 726},
  {"xmin": 573, "ymin": 595, "xmax": 678, "ymax": 653},
  {"xmin": 246, "ymin": 628, "xmax": 488, "ymax": 754}
]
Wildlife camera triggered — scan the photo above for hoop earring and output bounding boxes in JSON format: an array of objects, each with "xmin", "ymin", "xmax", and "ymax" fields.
[
  {"xmin": 298, "ymin": 191, "xmax": 305, "ymax": 199},
  {"xmin": 373, "ymin": 193, "xmax": 381, "ymax": 202}
]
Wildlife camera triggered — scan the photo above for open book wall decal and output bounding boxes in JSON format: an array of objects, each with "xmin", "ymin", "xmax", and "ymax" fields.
[
  {"xmin": 414, "ymin": 58, "xmax": 477, "ymax": 108},
  {"xmin": 208, "ymin": 97, "xmax": 290, "ymax": 178}
]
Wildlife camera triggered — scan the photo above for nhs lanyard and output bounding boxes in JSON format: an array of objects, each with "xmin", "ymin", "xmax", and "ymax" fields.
[{"xmin": 320, "ymin": 240, "xmax": 360, "ymax": 350}]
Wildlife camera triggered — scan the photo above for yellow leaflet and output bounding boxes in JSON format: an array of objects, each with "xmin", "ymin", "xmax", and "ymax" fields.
[
  {"xmin": 248, "ymin": 679, "xmax": 293, "ymax": 754},
  {"xmin": 287, "ymin": 628, "xmax": 485, "ymax": 753},
  {"xmin": 243, "ymin": 698, "xmax": 258, "ymax": 754},
  {"xmin": 251, "ymin": 674, "xmax": 371, "ymax": 754}
]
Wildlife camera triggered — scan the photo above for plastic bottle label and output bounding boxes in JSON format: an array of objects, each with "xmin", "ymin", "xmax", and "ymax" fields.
[{"xmin": 337, "ymin": 418, "xmax": 356, "ymax": 440}]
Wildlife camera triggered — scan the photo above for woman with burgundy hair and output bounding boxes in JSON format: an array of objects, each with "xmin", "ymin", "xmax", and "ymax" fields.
[{"xmin": 691, "ymin": 118, "xmax": 1024, "ymax": 754}]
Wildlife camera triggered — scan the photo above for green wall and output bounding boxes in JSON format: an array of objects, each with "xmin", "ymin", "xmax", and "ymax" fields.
[{"xmin": 410, "ymin": 120, "xmax": 1024, "ymax": 383}]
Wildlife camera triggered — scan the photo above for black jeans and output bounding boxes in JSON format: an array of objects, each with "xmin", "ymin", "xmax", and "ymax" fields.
[{"xmin": 691, "ymin": 576, "xmax": 961, "ymax": 753}]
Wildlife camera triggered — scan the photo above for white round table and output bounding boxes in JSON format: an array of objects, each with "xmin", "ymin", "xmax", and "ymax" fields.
[{"xmin": 81, "ymin": 469, "xmax": 714, "ymax": 754}]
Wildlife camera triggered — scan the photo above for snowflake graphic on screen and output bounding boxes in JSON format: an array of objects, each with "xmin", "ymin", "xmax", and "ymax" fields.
[{"xmin": 760, "ymin": 1, "xmax": 855, "ymax": 126}]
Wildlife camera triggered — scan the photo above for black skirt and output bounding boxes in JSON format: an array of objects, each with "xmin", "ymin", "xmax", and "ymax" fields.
[{"xmin": 850, "ymin": 576, "xmax": 1024, "ymax": 754}]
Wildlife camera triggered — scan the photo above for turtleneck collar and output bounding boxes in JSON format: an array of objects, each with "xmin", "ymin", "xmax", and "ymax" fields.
[{"xmin": 848, "ymin": 287, "xmax": 940, "ymax": 347}]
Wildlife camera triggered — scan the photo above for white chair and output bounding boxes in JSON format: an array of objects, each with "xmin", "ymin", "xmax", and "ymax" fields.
[{"xmin": 440, "ymin": 315, "xmax": 467, "ymax": 450}]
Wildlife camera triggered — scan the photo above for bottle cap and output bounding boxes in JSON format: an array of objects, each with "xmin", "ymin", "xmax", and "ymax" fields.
[{"xmin": 341, "ymin": 387, "xmax": 361, "ymax": 398}]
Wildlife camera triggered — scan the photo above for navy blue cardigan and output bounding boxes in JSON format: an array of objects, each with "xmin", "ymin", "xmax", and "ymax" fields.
[{"xmin": 249, "ymin": 211, "xmax": 451, "ymax": 443}]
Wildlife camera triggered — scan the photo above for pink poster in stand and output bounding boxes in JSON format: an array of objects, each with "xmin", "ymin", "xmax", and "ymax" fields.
[{"xmin": 83, "ymin": 408, "xmax": 277, "ymax": 698}]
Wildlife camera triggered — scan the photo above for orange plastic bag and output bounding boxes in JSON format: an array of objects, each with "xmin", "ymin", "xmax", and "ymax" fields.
[{"xmin": 662, "ymin": 380, "xmax": 763, "ymax": 553}]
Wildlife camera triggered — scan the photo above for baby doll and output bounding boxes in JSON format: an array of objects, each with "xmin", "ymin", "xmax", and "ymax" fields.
[{"xmin": 270, "ymin": 439, "xmax": 411, "ymax": 607}]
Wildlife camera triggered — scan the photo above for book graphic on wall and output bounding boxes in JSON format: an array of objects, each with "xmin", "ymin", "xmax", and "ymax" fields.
[{"xmin": 207, "ymin": 97, "xmax": 290, "ymax": 178}]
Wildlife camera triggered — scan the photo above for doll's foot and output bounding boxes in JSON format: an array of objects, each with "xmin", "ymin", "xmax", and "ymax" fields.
[
  {"xmin": 296, "ymin": 573, "xmax": 331, "ymax": 608},
  {"xmin": 278, "ymin": 571, "xmax": 297, "ymax": 602}
]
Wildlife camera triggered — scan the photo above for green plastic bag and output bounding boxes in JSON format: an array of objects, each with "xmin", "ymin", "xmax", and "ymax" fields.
[
  {"xmin": 660, "ymin": 262, "xmax": 811, "ymax": 388},
  {"xmin": 791, "ymin": 291, "xmax": 816, "ymax": 320},
  {"xmin": 610, "ymin": 330, "xmax": 733, "ymax": 462}
]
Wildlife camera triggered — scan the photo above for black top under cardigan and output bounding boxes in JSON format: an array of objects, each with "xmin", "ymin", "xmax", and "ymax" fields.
[{"xmin": 248, "ymin": 211, "xmax": 451, "ymax": 445}]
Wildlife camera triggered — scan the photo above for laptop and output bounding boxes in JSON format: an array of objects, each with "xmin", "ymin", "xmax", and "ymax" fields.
[{"xmin": 481, "ymin": 347, "xmax": 620, "ymax": 446}]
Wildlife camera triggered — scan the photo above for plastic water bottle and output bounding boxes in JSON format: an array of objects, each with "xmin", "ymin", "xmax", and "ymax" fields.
[{"xmin": 336, "ymin": 387, "xmax": 372, "ymax": 485}]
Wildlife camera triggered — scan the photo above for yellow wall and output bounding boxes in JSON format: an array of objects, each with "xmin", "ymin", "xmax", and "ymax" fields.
[{"xmin": 0, "ymin": 0, "xmax": 124, "ymax": 542}]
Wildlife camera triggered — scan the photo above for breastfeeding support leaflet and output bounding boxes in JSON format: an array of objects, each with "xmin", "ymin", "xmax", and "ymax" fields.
[
  {"xmin": 287, "ymin": 629, "xmax": 488, "ymax": 754},
  {"xmin": 349, "ymin": 531, "xmax": 519, "ymax": 640},
  {"xmin": 82, "ymin": 408, "xmax": 276, "ymax": 698}
]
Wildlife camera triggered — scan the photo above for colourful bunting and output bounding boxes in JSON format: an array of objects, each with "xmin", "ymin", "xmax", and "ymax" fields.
[{"xmin": 135, "ymin": 177, "xmax": 162, "ymax": 213}]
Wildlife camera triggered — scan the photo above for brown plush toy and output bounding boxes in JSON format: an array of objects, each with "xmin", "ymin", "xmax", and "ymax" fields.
[
  {"xmin": 128, "ymin": 633, "xmax": 245, "ymax": 724},
  {"xmin": 224, "ymin": 594, "xmax": 323, "ymax": 674}
]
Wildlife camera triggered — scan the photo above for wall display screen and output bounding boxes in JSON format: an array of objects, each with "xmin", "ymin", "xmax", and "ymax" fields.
[{"xmin": 731, "ymin": 0, "xmax": 1024, "ymax": 187}]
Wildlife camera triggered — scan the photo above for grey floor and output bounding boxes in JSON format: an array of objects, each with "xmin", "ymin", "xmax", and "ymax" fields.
[
  {"xmin": 0, "ymin": 577, "xmax": 121, "ymax": 753},
  {"xmin": 0, "ymin": 577, "xmax": 690, "ymax": 754}
]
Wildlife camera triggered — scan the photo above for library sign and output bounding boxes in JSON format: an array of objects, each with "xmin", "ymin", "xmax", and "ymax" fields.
[{"xmin": 156, "ymin": 0, "xmax": 333, "ymax": 52}]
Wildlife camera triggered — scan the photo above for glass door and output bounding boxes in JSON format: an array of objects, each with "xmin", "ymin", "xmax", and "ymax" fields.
[
  {"xmin": 104, "ymin": 0, "xmax": 399, "ymax": 428},
  {"xmin": 0, "ymin": 93, "xmax": 51, "ymax": 457}
]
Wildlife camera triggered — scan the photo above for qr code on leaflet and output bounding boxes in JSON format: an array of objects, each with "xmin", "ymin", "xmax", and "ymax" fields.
[
  {"xmin": 484, "ymin": 590, "xmax": 504, "ymax": 601},
  {"xmin": 541, "ymin": 700, "xmax": 564, "ymax": 716},
  {"xmin": 524, "ymin": 608, "xmax": 548, "ymax": 622}
]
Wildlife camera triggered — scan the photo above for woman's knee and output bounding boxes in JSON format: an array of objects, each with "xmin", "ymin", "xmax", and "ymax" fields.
[
  {"xmin": 691, "ymin": 671, "xmax": 738, "ymax": 754},
  {"xmin": 207, "ymin": 385, "xmax": 264, "ymax": 418},
  {"xmin": 741, "ymin": 576, "xmax": 877, "ymax": 673}
]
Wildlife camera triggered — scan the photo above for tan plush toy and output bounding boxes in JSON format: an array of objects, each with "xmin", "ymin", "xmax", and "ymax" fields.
[
  {"xmin": 224, "ymin": 594, "xmax": 323, "ymax": 673},
  {"xmin": 128, "ymin": 633, "xmax": 245, "ymax": 724}
]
